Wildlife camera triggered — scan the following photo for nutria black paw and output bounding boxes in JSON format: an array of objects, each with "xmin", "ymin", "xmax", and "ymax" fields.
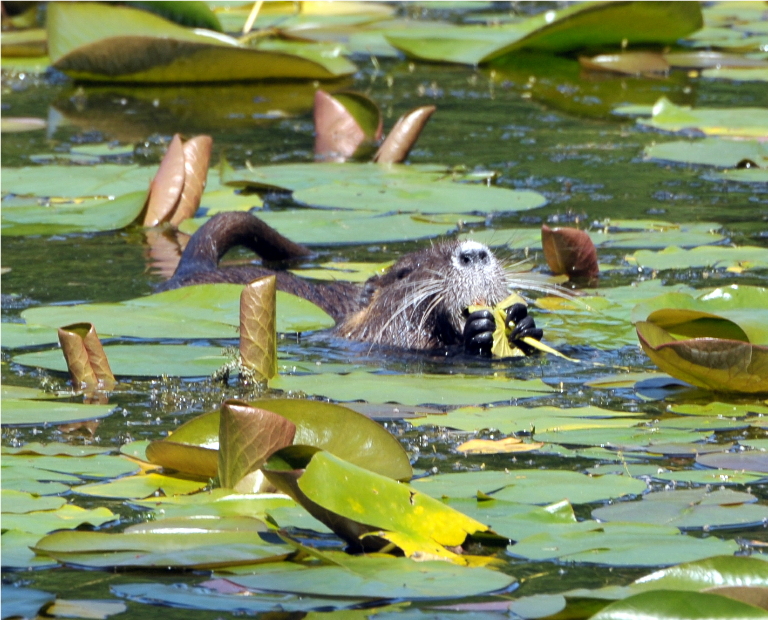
[
  {"xmin": 506, "ymin": 303, "xmax": 543, "ymax": 355},
  {"xmin": 463, "ymin": 309, "xmax": 495, "ymax": 357}
]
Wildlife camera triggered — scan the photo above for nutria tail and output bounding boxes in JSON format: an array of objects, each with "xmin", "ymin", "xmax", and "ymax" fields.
[
  {"xmin": 158, "ymin": 212, "xmax": 364, "ymax": 323},
  {"xmin": 172, "ymin": 211, "xmax": 311, "ymax": 282}
]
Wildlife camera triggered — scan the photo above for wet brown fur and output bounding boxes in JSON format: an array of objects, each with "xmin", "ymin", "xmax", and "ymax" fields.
[{"xmin": 161, "ymin": 212, "xmax": 510, "ymax": 350}]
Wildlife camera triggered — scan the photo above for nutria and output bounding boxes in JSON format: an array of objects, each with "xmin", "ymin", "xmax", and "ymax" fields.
[{"xmin": 159, "ymin": 212, "xmax": 543, "ymax": 356}]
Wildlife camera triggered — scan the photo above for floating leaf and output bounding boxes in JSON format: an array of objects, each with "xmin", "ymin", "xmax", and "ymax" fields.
[
  {"xmin": 46, "ymin": 599, "xmax": 126, "ymax": 620},
  {"xmin": 579, "ymin": 51, "xmax": 669, "ymax": 76},
  {"xmin": 636, "ymin": 321, "xmax": 768, "ymax": 393},
  {"xmin": 1, "ymin": 117, "xmax": 47, "ymax": 133},
  {"xmin": 628, "ymin": 245, "xmax": 768, "ymax": 272},
  {"xmin": 0, "ymin": 585, "xmax": 55, "ymax": 620},
  {"xmin": 632, "ymin": 555, "xmax": 768, "ymax": 592},
  {"xmin": 33, "ymin": 517, "xmax": 289, "ymax": 569},
  {"xmin": 21, "ymin": 284, "xmax": 334, "ymax": 340},
  {"xmin": 47, "ymin": 2, "xmax": 356, "ymax": 82},
  {"xmin": 72, "ymin": 472, "xmax": 208, "ymax": 499},
  {"xmin": 1, "ymin": 490, "xmax": 66, "ymax": 514},
  {"xmin": 697, "ymin": 451, "xmax": 768, "ymax": 474},
  {"xmin": 1, "ymin": 398, "xmax": 116, "ymax": 427},
  {"xmin": 591, "ymin": 590, "xmax": 767, "ymax": 620},
  {"xmin": 456, "ymin": 437, "xmax": 544, "ymax": 455},
  {"xmin": 645, "ymin": 138, "xmax": 768, "ymax": 168},
  {"xmin": 638, "ymin": 97, "xmax": 768, "ymax": 138},
  {"xmin": 1, "ymin": 505, "xmax": 116, "ymax": 535},
  {"xmin": 592, "ymin": 488, "xmax": 768, "ymax": 530},
  {"xmin": 271, "ymin": 371, "xmax": 553, "ymax": 406}
]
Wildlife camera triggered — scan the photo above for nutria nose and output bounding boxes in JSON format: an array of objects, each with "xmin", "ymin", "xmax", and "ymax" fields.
[{"xmin": 459, "ymin": 247, "xmax": 490, "ymax": 266}]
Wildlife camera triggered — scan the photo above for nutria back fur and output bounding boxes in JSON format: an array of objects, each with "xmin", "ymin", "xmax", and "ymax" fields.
[{"xmin": 161, "ymin": 212, "xmax": 510, "ymax": 350}]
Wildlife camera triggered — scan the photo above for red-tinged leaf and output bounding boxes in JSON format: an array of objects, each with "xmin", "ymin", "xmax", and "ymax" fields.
[
  {"xmin": 172, "ymin": 135, "xmax": 212, "ymax": 226},
  {"xmin": 143, "ymin": 134, "xmax": 185, "ymax": 227},
  {"xmin": 240, "ymin": 276, "xmax": 277, "ymax": 380},
  {"xmin": 636, "ymin": 321, "xmax": 768, "ymax": 394},
  {"xmin": 314, "ymin": 90, "xmax": 367, "ymax": 162},
  {"xmin": 541, "ymin": 224, "xmax": 599, "ymax": 280},
  {"xmin": 218, "ymin": 400, "xmax": 296, "ymax": 492},
  {"xmin": 374, "ymin": 106, "xmax": 436, "ymax": 164},
  {"xmin": 57, "ymin": 323, "xmax": 116, "ymax": 390}
]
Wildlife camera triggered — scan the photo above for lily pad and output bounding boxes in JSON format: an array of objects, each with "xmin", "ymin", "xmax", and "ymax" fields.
[
  {"xmin": 412, "ymin": 469, "xmax": 647, "ymax": 505},
  {"xmin": 592, "ymin": 488, "xmax": 768, "ymax": 530},
  {"xmin": 1, "ymin": 164, "xmax": 155, "ymax": 198},
  {"xmin": 697, "ymin": 450, "xmax": 768, "ymax": 474},
  {"xmin": 72, "ymin": 472, "xmax": 209, "ymax": 499},
  {"xmin": 638, "ymin": 97, "xmax": 768, "ymax": 138},
  {"xmin": 644, "ymin": 138, "xmax": 768, "ymax": 168},
  {"xmin": 0, "ymin": 585, "xmax": 56, "ymax": 619},
  {"xmin": 591, "ymin": 590, "xmax": 767, "ymax": 620},
  {"xmin": 1, "ymin": 398, "xmax": 116, "ymax": 427},
  {"xmin": 628, "ymin": 245, "xmax": 768, "ymax": 272},
  {"xmin": 2, "ymin": 530, "xmax": 60, "ymax": 569},
  {"xmin": 226, "ymin": 554, "xmax": 515, "ymax": 599},
  {"xmin": 21, "ymin": 283, "xmax": 334, "ymax": 341},
  {"xmin": 47, "ymin": 2, "xmax": 356, "ymax": 82},
  {"xmin": 508, "ymin": 522, "xmax": 738, "ymax": 567},
  {"xmin": 271, "ymin": 371, "xmax": 553, "ymax": 406},
  {"xmin": 1, "ymin": 490, "xmax": 67, "ymax": 514},
  {"xmin": 1, "ymin": 505, "xmax": 117, "ymax": 535}
]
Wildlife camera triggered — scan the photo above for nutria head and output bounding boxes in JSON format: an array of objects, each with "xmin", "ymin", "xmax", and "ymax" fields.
[{"xmin": 337, "ymin": 239, "xmax": 509, "ymax": 350}]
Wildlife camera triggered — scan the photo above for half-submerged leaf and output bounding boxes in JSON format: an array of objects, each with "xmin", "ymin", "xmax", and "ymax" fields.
[
  {"xmin": 263, "ymin": 448, "xmax": 491, "ymax": 558},
  {"xmin": 47, "ymin": 2, "xmax": 356, "ymax": 83},
  {"xmin": 636, "ymin": 321, "xmax": 768, "ymax": 394},
  {"xmin": 541, "ymin": 224, "xmax": 599, "ymax": 280},
  {"xmin": 374, "ymin": 106, "xmax": 436, "ymax": 164},
  {"xmin": 57, "ymin": 323, "xmax": 116, "ymax": 390},
  {"xmin": 240, "ymin": 276, "xmax": 277, "ymax": 380}
]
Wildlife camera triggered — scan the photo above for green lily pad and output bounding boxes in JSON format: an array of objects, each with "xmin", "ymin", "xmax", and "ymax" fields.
[
  {"xmin": 33, "ymin": 516, "xmax": 289, "ymax": 568},
  {"xmin": 508, "ymin": 522, "xmax": 738, "ymax": 567},
  {"xmin": 702, "ymin": 67, "xmax": 768, "ymax": 82},
  {"xmin": 21, "ymin": 284, "xmax": 334, "ymax": 340},
  {"xmin": 653, "ymin": 469, "xmax": 767, "ymax": 486},
  {"xmin": 1, "ymin": 490, "xmax": 66, "ymax": 513},
  {"xmin": 412, "ymin": 469, "xmax": 647, "ymax": 505},
  {"xmin": 644, "ymin": 138, "xmax": 768, "ymax": 168},
  {"xmin": 2, "ymin": 505, "xmax": 117, "ymax": 535},
  {"xmin": 2, "ymin": 191, "xmax": 147, "ymax": 237},
  {"xmin": 697, "ymin": 450, "xmax": 768, "ymax": 474},
  {"xmin": 670, "ymin": 402, "xmax": 768, "ymax": 417},
  {"xmin": 72, "ymin": 472, "xmax": 209, "ymax": 499},
  {"xmin": 532, "ymin": 426, "xmax": 712, "ymax": 452},
  {"xmin": 1, "ymin": 164, "xmax": 155, "ymax": 198},
  {"xmin": 591, "ymin": 590, "xmax": 767, "ymax": 620},
  {"xmin": 226, "ymin": 554, "xmax": 515, "ymax": 599},
  {"xmin": 2, "ymin": 530, "xmax": 60, "ymax": 569},
  {"xmin": 3, "ymin": 453, "xmax": 139, "ymax": 480},
  {"xmin": 708, "ymin": 168, "xmax": 768, "ymax": 184},
  {"xmin": 13, "ymin": 345, "xmax": 230, "ymax": 378},
  {"xmin": 628, "ymin": 245, "xmax": 768, "ymax": 272},
  {"xmin": 631, "ymin": 554, "xmax": 768, "ymax": 592},
  {"xmin": 1, "ymin": 323, "xmax": 59, "ymax": 349},
  {"xmin": 132, "ymin": 490, "xmax": 296, "ymax": 521},
  {"xmin": 2, "ymin": 442, "xmax": 113, "ymax": 457},
  {"xmin": 271, "ymin": 371, "xmax": 553, "ymax": 406},
  {"xmin": 0, "ymin": 585, "xmax": 56, "ymax": 618},
  {"xmin": 1, "ymin": 398, "xmax": 117, "ymax": 427},
  {"xmin": 638, "ymin": 97, "xmax": 768, "ymax": 138},
  {"xmin": 592, "ymin": 488, "xmax": 768, "ymax": 530},
  {"xmin": 47, "ymin": 2, "xmax": 356, "ymax": 82}
]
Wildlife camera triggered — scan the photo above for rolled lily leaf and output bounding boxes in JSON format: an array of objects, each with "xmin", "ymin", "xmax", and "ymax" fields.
[
  {"xmin": 314, "ymin": 90, "xmax": 382, "ymax": 162},
  {"xmin": 218, "ymin": 400, "xmax": 296, "ymax": 493},
  {"xmin": 57, "ymin": 323, "xmax": 116, "ymax": 390},
  {"xmin": 47, "ymin": 2, "xmax": 356, "ymax": 83},
  {"xmin": 240, "ymin": 276, "xmax": 277, "ymax": 380},
  {"xmin": 636, "ymin": 321, "xmax": 768, "ymax": 394},
  {"xmin": 373, "ymin": 106, "xmax": 436, "ymax": 164},
  {"xmin": 263, "ymin": 447, "xmax": 492, "ymax": 557},
  {"xmin": 143, "ymin": 133, "xmax": 212, "ymax": 227},
  {"xmin": 541, "ymin": 224, "xmax": 599, "ymax": 280}
]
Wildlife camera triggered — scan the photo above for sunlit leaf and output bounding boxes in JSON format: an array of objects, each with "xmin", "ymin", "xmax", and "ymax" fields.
[
  {"xmin": 2, "ymin": 530, "xmax": 60, "ymax": 570},
  {"xmin": 541, "ymin": 224, "xmax": 599, "ymax": 279},
  {"xmin": 72, "ymin": 472, "xmax": 208, "ymax": 499},
  {"xmin": 639, "ymin": 97, "xmax": 768, "ymax": 138},
  {"xmin": 374, "ymin": 105, "xmax": 436, "ymax": 164},
  {"xmin": 271, "ymin": 371, "xmax": 553, "ymax": 406},
  {"xmin": 57, "ymin": 322, "xmax": 116, "ymax": 390},
  {"xmin": 592, "ymin": 488, "xmax": 768, "ymax": 530},
  {"xmin": 1, "ymin": 398, "xmax": 116, "ymax": 427},
  {"xmin": 239, "ymin": 277, "xmax": 277, "ymax": 379},
  {"xmin": 644, "ymin": 137, "xmax": 768, "ymax": 168},
  {"xmin": 46, "ymin": 599, "xmax": 126, "ymax": 620},
  {"xmin": 47, "ymin": 2, "xmax": 356, "ymax": 82},
  {"xmin": 2, "ymin": 505, "xmax": 117, "ymax": 535},
  {"xmin": 631, "ymin": 555, "xmax": 768, "ymax": 592},
  {"xmin": 628, "ymin": 245, "xmax": 768, "ymax": 272},
  {"xmin": 636, "ymin": 321, "xmax": 768, "ymax": 393},
  {"xmin": 697, "ymin": 451, "xmax": 768, "ymax": 474},
  {"xmin": 1, "ymin": 490, "xmax": 66, "ymax": 514},
  {"xmin": 591, "ymin": 590, "xmax": 766, "ymax": 620},
  {"xmin": 579, "ymin": 51, "xmax": 669, "ymax": 75},
  {"xmin": 1, "ymin": 117, "xmax": 47, "ymax": 133}
]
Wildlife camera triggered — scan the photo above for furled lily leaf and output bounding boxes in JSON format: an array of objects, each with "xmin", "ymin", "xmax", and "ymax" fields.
[
  {"xmin": 239, "ymin": 276, "xmax": 277, "ymax": 380},
  {"xmin": 57, "ymin": 323, "xmax": 116, "ymax": 390},
  {"xmin": 217, "ymin": 400, "xmax": 296, "ymax": 492},
  {"xmin": 263, "ymin": 447, "xmax": 492, "ymax": 558},
  {"xmin": 314, "ymin": 90, "xmax": 382, "ymax": 162},
  {"xmin": 47, "ymin": 2, "xmax": 356, "ymax": 83},
  {"xmin": 373, "ymin": 106, "xmax": 436, "ymax": 164},
  {"xmin": 636, "ymin": 321, "xmax": 768, "ymax": 393},
  {"xmin": 579, "ymin": 51, "xmax": 669, "ymax": 76},
  {"xmin": 541, "ymin": 224, "xmax": 599, "ymax": 280}
]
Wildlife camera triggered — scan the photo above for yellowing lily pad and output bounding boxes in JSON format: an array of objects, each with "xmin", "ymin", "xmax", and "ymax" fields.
[{"xmin": 628, "ymin": 245, "xmax": 768, "ymax": 272}]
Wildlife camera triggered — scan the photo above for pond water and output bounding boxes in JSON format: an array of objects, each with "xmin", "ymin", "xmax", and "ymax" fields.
[{"xmin": 2, "ymin": 3, "xmax": 768, "ymax": 619}]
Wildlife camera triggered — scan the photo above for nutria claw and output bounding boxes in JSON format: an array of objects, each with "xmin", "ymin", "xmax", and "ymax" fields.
[
  {"xmin": 507, "ymin": 303, "xmax": 543, "ymax": 355},
  {"xmin": 463, "ymin": 309, "xmax": 496, "ymax": 357}
]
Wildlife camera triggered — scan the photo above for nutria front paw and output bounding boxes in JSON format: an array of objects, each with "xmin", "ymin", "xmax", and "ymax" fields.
[
  {"xmin": 463, "ymin": 309, "xmax": 495, "ymax": 357},
  {"xmin": 506, "ymin": 303, "xmax": 543, "ymax": 355}
]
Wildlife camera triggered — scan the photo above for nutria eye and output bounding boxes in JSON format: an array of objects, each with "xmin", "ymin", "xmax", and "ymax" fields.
[
  {"xmin": 396, "ymin": 268, "xmax": 411, "ymax": 280},
  {"xmin": 478, "ymin": 250, "xmax": 488, "ymax": 261},
  {"xmin": 460, "ymin": 253, "xmax": 472, "ymax": 265}
]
